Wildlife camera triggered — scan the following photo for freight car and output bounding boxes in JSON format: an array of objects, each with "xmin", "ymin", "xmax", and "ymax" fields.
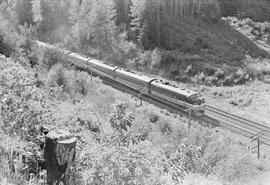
[{"xmin": 36, "ymin": 41, "xmax": 205, "ymax": 113}]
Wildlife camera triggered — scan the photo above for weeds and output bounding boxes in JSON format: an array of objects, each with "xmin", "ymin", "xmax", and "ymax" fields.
[{"xmin": 1, "ymin": 53, "xmax": 270, "ymax": 185}]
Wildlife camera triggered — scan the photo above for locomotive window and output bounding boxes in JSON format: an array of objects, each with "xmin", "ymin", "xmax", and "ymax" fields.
[{"xmin": 190, "ymin": 94, "xmax": 198, "ymax": 100}]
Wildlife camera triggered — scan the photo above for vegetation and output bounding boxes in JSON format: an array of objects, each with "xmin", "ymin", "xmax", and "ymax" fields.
[
  {"xmin": 1, "ymin": 53, "xmax": 269, "ymax": 185},
  {"xmin": 1, "ymin": 1, "xmax": 270, "ymax": 185},
  {"xmin": 1, "ymin": 0, "xmax": 270, "ymax": 86},
  {"xmin": 225, "ymin": 17, "xmax": 270, "ymax": 52}
]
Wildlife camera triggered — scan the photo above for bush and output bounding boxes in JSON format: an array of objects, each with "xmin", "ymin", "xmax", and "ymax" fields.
[
  {"xmin": 0, "ymin": 3, "xmax": 24, "ymax": 57},
  {"xmin": 182, "ymin": 174, "xmax": 223, "ymax": 185},
  {"xmin": 150, "ymin": 48, "xmax": 162, "ymax": 69},
  {"xmin": 0, "ymin": 3, "xmax": 39, "ymax": 69},
  {"xmin": 137, "ymin": 50, "xmax": 152, "ymax": 69},
  {"xmin": 46, "ymin": 63, "xmax": 102, "ymax": 99},
  {"xmin": 41, "ymin": 49, "xmax": 66, "ymax": 70},
  {"xmin": 78, "ymin": 141, "xmax": 171, "ymax": 185},
  {"xmin": 244, "ymin": 55, "xmax": 270, "ymax": 77},
  {"xmin": 0, "ymin": 56, "xmax": 52, "ymax": 141},
  {"xmin": 71, "ymin": 71, "xmax": 93, "ymax": 96},
  {"xmin": 46, "ymin": 63, "xmax": 68, "ymax": 88},
  {"xmin": 214, "ymin": 153, "xmax": 259, "ymax": 183}
]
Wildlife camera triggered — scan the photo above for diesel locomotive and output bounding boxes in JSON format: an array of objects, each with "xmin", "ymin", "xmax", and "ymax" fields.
[{"xmin": 36, "ymin": 41, "xmax": 205, "ymax": 113}]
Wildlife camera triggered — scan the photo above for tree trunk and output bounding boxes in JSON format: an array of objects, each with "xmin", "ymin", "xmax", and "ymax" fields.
[{"xmin": 44, "ymin": 129, "xmax": 77, "ymax": 185}]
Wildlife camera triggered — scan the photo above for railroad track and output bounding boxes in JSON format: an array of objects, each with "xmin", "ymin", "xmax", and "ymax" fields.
[
  {"xmin": 37, "ymin": 41, "xmax": 270, "ymax": 148},
  {"xmin": 205, "ymin": 105, "xmax": 270, "ymax": 147}
]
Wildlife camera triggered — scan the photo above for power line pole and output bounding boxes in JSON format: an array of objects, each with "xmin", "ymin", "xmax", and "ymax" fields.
[
  {"xmin": 185, "ymin": 108, "xmax": 192, "ymax": 133},
  {"xmin": 188, "ymin": 108, "xmax": 192, "ymax": 132},
  {"xmin": 257, "ymin": 137, "xmax": 260, "ymax": 159},
  {"xmin": 251, "ymin": 131, "xmax": 264, "ymax": 159},
  {"xmin": 138, "ymin": 85, "xmax": 146, "ymax": 107},
  {"xmin": 90, "ymin": 67, "xmax": 93, "ymax": 85}
]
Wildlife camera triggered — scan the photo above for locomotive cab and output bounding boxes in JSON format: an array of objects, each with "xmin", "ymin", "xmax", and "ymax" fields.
[
  {"xmin": 189, "ymin": 93, "xmax": 205, "ymax": 115},
  {"xmin": 190, "ymin": 94, "xmax": 205, "ymax": 105}
]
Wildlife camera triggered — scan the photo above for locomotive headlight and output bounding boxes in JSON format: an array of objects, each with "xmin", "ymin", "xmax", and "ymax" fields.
[{"xmin": 200, "ymin": 98, "xmax": 205, "ymax": 104}]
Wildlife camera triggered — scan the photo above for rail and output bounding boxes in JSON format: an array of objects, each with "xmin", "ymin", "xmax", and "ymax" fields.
[{"xmin": 205, "ymin": 105, "xmax": 270, "ymax": 148}]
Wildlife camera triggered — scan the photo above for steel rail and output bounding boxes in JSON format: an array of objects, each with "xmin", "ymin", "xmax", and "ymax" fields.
[
  {"xmin": 205, "ymin": 105, "xmax": 270, "ymax": 132},
  {"xmin": 206, "ymin": 107, "xmax": 270, "ymax": 137},
  {"xmin": 208, "ymin": 113, "xmax": 270, "ymax": 144},
  {"xmin": 205, "ymin": 105, "xmax": 270, "ymax": 144}
]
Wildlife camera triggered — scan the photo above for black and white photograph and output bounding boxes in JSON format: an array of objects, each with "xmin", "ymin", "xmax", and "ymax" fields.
[{"xmin": 0, "ymin": 0, "xmax": 270, "ymax": 184}]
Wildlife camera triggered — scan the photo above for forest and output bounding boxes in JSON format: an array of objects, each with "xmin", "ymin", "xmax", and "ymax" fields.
[
  {"xmin": 1, "ymin": 0, "xmax": 269, "ymax": 86},
  {"xmin": 1, "ymin": 0, "xmax": 270, "ymax": 185}
]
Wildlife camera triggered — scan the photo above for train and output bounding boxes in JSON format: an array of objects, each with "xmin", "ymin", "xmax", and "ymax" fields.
[{"xmin": 36, "ymin": 41, "xmax": 205, "ymax": 114}]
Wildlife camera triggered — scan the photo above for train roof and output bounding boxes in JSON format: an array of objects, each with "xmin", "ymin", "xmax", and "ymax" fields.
[
  {"xmin": 37, "ymin": 41, "xmax": 200, "ymax": 98},
  {"xmin": 153, "ymin": 80, "xmax": 198, "ymax": 97},
  {"xmin": 117, "ymin": 68, "xmax": 199, "ymax": 97},
  {"xmin": 116, "ymin": 68, "xmax": 153, "ymax": 83}
]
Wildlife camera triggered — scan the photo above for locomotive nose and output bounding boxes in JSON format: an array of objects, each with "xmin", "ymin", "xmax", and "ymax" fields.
[
  {"xmin": 193, "ymin": 97, "xmax": 205, "ymax": 105},
  {"xmin": 200, "ymin": 98, "xmax": 205, "ymax": 104}
]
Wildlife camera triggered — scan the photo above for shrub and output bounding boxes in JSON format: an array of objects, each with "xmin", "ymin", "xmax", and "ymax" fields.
[
  {"xmin": 72, "ymin": 71, "xmax": 93, "ymax": 96},
  {"xmin": 0, "ymin": 133, "xmax": 45, "ymax": 185},
  {"xmin": 46, "ymin": 63, "xmax": 68, "ymax": 89},
  {"xmin": 0, "ymin": 2, "xmax": 24, "ymax": 58},
  {"xmin": 46, "ymin": 63, "xmax": 100, "ymax": 99},
  {"xmin": 117, "ymin": 35, "xmax": 138, "ymax": 59},
  {"xmin": 214, "ymin": 153, "xmax": 259, "ymax": 183},
  {"xmin": 0, "ymin": 56, "xmax": 51, "ymax": 141},
  {"xmin": 244, "ymin": 55, "xmax": 270, "ymax": 77},
  {"xmin": 41, "ymin": 49, "xmax": 66, "ymax": 70},
  {"xmin": 182, "ymin": 173, "xmax": 223, "ymax": 185},
  {"xmin": 0, "ymin": 3, "xmax": 39, "ymax": 69},
  {"xmin": 137, "ymin": 50, "xmax": 152, "ymax": 70},
  {"xmin": 79, "ymin": 141, "xmax": 171, "ymax": 185},
  {"xmin": 150, "ymin": 48, "xmax": 162, "ymax": 69}
]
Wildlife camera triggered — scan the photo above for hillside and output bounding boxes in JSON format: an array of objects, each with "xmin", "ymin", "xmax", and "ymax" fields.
[
  {"xmin": 144, "ymin": 17, "xmax": 270, "ymax": 77},
  {"xmin": 1, "ymin": 54, "xmax": 270, "ymax": 185},
  {"xmin": 2, "ymin": 0, "xmax": 269, "ymax": 86},
  {"xmin": 219, "ymin": 0, "xmax": 270, "ymax": 22},
  {"xmin": 1, "ymin": 1, "xmax": 270, "ymax": 185}
]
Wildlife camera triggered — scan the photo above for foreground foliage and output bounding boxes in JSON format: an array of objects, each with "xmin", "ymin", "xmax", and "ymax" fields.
[{"xmin": 1, "ymin": 55, "xmax": 269, "ymax": 185}]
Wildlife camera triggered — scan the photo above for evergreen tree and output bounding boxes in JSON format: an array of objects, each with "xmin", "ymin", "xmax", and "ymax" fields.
[
  {"xmin": 71, "ymin": 0, "xmax": 117, "ymax": 53},
  {"xmin": 130, "ymin": 0, "xmax": 161, "ymax": 48},
  {"xmin": 32, "ymin": 0, "xmax": 42, "ymax": 25}
]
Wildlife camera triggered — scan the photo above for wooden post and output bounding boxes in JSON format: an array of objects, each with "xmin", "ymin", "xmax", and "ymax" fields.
[
  {"xmin": 257, "ymin": 137, "xmax": 260, "ymax": 159},
  {"xmin": 44, "ymin": 129, "xmax": 77, "ymax": 185},
  {"xmin": 138, "ymin": 85, "xmax": 145, "ymax": 107},
  {"xmin": 90, "ymin": 67, "xmax": 93, "ymax": 85},
  {"xmin": 188, "ymin": 108, "xmax": 192, "ymax": 132}
]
